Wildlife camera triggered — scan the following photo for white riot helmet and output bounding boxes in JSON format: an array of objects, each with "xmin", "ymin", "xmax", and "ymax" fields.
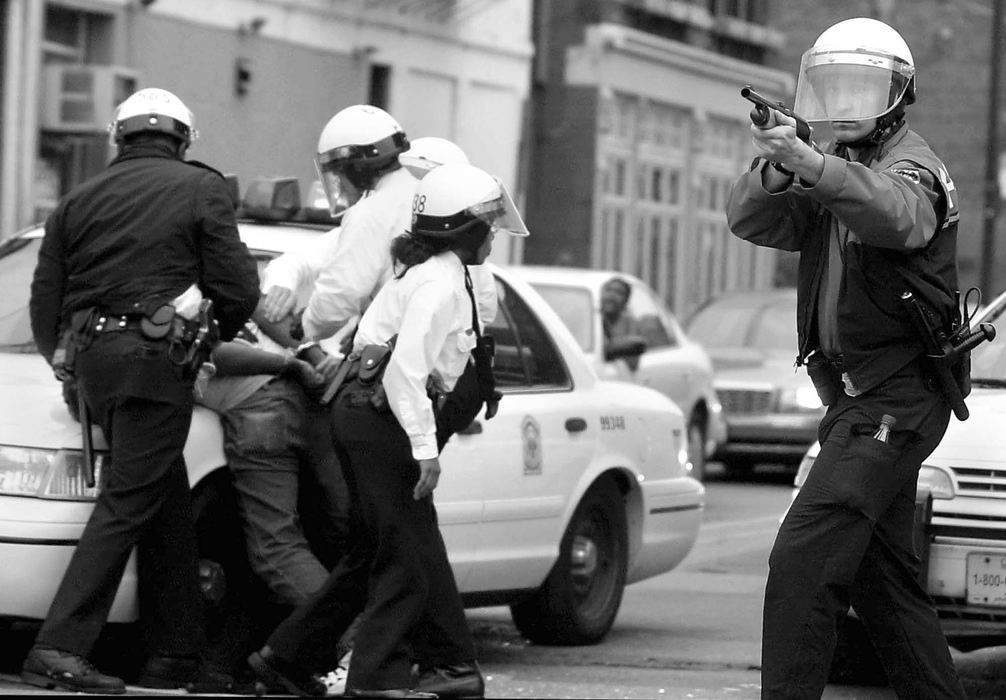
[
  {"xmin": 108, "ymin": 88, "xmax": 197, "ymax": 146},
  {"xmin": 411, "ymin": 163, "xmax": 529, "ymax": 240},
  {"xmin": 793, "ymin": 17, "xmax": 916, "ymax": 123},
  {"xmin": 399, "ymin": 137, "xmax": 469, "ymax": 179},
  {"xmin": 314, "ymin": 104, "xmax": 409, "ymax": 216}
]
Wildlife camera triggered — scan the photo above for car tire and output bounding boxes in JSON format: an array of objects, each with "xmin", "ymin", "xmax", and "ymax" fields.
[
  {"xmin": 687, "ymin": 413, "xmax": 707, "ymax": 482},
  {"xmin": 189, "ymin": 468, "xmax": 252, "ymax": 608},
  {"xmin": 509, "ymin": 477, "xmax": 627, "ymax": 645}
]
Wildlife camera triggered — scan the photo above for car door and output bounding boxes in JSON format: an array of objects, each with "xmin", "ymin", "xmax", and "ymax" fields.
[
  {"xmin": 623, "ymin": 282, "xmax": 696, "ymax": 413},
  {"xmin": 445, "ymin": 276, "xmax": 598, "ymax": 594}
]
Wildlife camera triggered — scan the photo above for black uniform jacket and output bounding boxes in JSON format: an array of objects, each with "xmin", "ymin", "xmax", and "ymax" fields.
[
  {"xmin": 30, "ymin": 144, "xmax": 261, "ymax": 363},
  {"xmin": 725, "ymin": 124, "xmax": 960, "ymax": 395}
]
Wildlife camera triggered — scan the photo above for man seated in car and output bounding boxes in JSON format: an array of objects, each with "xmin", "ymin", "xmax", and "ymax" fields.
[{"xmin": 601, "ymin": 276, "xmax": 644, "ymax": 371}]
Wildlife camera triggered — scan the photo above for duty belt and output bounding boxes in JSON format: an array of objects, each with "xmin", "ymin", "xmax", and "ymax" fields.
[{"xmin": 92, "ymin": 314, "xmax": 146, "ymax": 333}]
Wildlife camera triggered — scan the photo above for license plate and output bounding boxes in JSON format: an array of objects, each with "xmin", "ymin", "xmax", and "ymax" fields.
[{"xmin": 966, "ymin": 552, "xmax": 1006, "ymax": 606}]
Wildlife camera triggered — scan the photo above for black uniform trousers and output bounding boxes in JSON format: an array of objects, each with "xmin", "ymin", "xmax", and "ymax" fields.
[
  {"xmin": 36, "ymin": 331, "xmax": 204, "ymax": 660},
  {"xmin": 265, "ymin": 376, "xmax": 476, "ymax": 689},
  {"xmin": 762, "ymin": 360, "xmax": 966, "ymax": 700}
]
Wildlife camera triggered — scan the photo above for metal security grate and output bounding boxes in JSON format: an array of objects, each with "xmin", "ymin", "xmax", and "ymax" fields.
[
  {"xmin": 717, "ymin": 389, "xmax": 773, "ymax": 415},
  {"xmin": 949, "ymin": 466, "xmax": 1006, "ymax": 498}
]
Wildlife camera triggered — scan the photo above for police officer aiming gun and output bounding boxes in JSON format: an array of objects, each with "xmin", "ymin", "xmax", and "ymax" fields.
[
  {"xmin": 727, "ymin": 17, "xmax": 975, "ymax": 699},
  {"xmin": 24, "ymin": 88, "xmax": 260, "ymax": 694}
]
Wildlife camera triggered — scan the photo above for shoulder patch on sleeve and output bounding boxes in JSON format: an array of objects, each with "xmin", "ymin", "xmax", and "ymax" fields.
[{"xmin": 892, "ymin": 167, "xmax": 921, "ymax": 184}]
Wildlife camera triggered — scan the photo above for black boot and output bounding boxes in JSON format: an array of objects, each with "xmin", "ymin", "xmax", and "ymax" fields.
[
  {"xmin": 415, "ymin": 661, "xmax": 485, "ymax": 699},
  {"xmin": 21, "ymin": 645, "xmax": 126, "ymax": 695}
]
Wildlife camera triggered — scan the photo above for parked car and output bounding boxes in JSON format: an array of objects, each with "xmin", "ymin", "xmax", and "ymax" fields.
[
  {"xmin": 792, "ymin": 291, "xmax": 1006, "ymax": 680},
  {"xmin": 511, "ymin": 265, "xmax": 726, "ymax": 481},
  {"xmin": 0, "ymin": 182, "xmax": 704, "ymax": 649},
  {"xmin": 685, "ymin": 288, "xmax": 824, "ymax": 474}
]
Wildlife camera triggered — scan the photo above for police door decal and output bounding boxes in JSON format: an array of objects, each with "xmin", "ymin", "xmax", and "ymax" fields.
[{"xmin": 521, "ymin": 415, "xmax": 542, "ymax": 475}]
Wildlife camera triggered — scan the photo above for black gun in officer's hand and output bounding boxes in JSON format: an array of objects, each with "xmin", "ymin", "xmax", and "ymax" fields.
[
  {"xmin": 741, "ymin": 85, "xmax": 813, "ymax": 145},
  {"xmin": 900, "ymin": 290, "xmax": 996, "ymax": 421}
]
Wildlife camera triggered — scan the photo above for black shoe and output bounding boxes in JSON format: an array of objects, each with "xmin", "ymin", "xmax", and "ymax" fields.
[
  {"xmin": 20, "ymin": 645, "xmax": 126, "ymax": 695},
  {"xmin": 344, "ymin": 689, "xmax": 437, "ymax": 699},
  {"xmin": 247, "ymin": 645, "xmax": 327, "ymax": 697},
  {"xmin": 186, "ymin": 667, "xmax": 260, "ymax": 695},
  {"xmin": 138, "ymin": 653, "xmax": 201, "ymax": 689},
  {"xmin": 415, "ymin": 662, "xmax": 485, "ymax": 699}
]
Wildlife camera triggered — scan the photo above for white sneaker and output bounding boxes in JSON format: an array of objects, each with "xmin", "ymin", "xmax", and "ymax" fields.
[{"xmin": 322, "ymin": 650, "xmax": 351, "ymax": 696}]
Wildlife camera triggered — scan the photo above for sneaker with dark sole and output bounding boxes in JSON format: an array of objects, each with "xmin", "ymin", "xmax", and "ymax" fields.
[
  {"xmin": 247, "ymin": 646, "xmax": 326, "ymax": 697},
  {"xmin": 21, "ymin": 645, "xmax": 126, "ymax": 695}
]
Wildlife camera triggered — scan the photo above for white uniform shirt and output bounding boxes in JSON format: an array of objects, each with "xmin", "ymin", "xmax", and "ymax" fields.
[
  {"xmin": 286, "ymin": 166, "xmax": 496, "ymax": 340},
  {"xmin": 355, "ymin": 252, "xmax": 478, "ymax": 461},
  {"xmin": 302, "ymin": 168, "xmax": 417, "ymax": 340},
  {"xmin": 261, "ymin": 228, "xmax": 337, "ymax": 299}
]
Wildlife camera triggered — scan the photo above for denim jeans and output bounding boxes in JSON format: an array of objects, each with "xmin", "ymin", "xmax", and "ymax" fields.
[
  {"xmin": 762, "ymin": 361, "xmax": 965, "ymax": 700},
  {"xmin": 220, "ymin": 378, "xmax": 348, "ymax": 607}
]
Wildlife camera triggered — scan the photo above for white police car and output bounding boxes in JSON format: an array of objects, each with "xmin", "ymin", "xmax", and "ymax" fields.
[
  {"xmin": 510, "ymin": 266, "xmax": 726, "ymax": 482},
  {"xmin": 0, "ymin": 180, "xmax": 703, "ymax": 647}
]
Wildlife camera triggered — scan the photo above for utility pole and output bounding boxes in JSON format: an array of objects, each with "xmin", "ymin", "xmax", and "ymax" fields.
[{"xmin": 981, "ymin": 0, "xmax": 1003, "ymax": 296}]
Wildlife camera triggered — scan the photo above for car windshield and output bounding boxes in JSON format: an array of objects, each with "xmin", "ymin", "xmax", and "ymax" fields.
[
  {"xmin": 687, "ymin": 292, "xmax": 797, "ymax": 354},
  {"xmin": 0, "ymin": 236, "xmax": 41, "ymax": 353},
  {"xmin": 527, "ymin": 282, "xmax": 595, "ymax": 353}
]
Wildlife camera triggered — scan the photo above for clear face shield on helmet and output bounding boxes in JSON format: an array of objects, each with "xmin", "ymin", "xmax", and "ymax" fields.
[
  {"xmin": 792, "ymin": 46, "xmax": 914, "ymax": 122},
  {"xmin": 469, "ymin": 179, "xmax": 530, "ymax": 238},
  {"xmin": 314, "ymin": 159, "xmax": 363, "ymax": 217}
]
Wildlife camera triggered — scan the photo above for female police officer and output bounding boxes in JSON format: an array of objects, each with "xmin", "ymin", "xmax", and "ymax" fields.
[{"xmin": 248, "ymin": 163, "xmax": 528, "ymax": 698}]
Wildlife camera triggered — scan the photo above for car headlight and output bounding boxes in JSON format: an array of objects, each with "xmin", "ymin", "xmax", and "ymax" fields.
[
  {"xmin": 778, "ymin": 386, "xmax": 823, "ymax": 412},
  {"xmin": 918, "ymin": 464, "xmax": 954, "ymax": 500},
  {"xmin": 0, "ymin": 445, "xmax": 107, "ymax": 500}
]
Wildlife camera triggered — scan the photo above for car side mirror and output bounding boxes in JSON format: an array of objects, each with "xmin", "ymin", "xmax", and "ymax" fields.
[{"xmin": 604, "ymin": 335, "xmax": 647, "ymax": 362}]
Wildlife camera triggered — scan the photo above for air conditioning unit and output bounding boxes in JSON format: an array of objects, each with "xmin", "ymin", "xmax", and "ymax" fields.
[{"xmin": 41, "ymin": 64, "xmax": 139, "ymax": 133}]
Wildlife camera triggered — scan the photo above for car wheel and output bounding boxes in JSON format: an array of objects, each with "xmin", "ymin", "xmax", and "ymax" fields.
[
  {"xmin": 190, "ymin": 468, "xmax": 250, "ymax": 607},
  {"xmin": 509, "ymin": 477, "xmax": 627, "ymax": 645},
  {"xmin": 687, "ymin": 414, "xmax": 707, "ymax": 482}
]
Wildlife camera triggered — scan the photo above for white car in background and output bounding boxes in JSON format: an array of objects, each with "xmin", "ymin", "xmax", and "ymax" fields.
[
  {"xmin": 511, "ymin": 266, "xmax": 726, "ymax": 481},
  {"xmin": 0, "ymin": 180, "xmax": 704, "ymax": 652},
  {"xmin": 793, "ymin": 292, "xmax": 1005, "ymax": 679}
]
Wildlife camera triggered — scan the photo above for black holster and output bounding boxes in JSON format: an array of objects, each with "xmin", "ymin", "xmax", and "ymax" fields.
[{"xmin": 805, "ymin": 353, "xmax": 841, "ymax": 407}]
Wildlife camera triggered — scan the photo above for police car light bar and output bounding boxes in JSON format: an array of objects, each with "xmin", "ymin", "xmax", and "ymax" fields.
[{"xmin": 242, "ymin": 177, "xmax": 301, "ymax": 221}]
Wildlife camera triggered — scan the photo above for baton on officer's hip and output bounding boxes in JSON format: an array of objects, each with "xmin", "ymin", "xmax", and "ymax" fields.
[
  {"xmin": 900, "ymin": 291, "xmax": 971, "ymax": 421},
  {"xmin": 78, "ymin": 389, "xmax": 95, "ymax": 489}
]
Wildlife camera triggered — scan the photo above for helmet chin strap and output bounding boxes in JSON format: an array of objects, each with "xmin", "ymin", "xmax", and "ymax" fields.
[{"xmin": 836, "ymin": 102, "xmax": 906, "ymax": 152}]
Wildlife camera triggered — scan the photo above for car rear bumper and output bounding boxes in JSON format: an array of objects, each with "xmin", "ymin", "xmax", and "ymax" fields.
[
  {"xmin": 0, "ymin": 496, "xmax": 139, "ymax": 622},
  {"xmin": 628, "ymin": 477, "xmax": 704, "ymax": 584}
]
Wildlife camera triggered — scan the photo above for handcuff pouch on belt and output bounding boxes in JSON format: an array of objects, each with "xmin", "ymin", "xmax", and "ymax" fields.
[{"xmin": 322, "ymin": 336, "xmax": 396, "ymax": 410}]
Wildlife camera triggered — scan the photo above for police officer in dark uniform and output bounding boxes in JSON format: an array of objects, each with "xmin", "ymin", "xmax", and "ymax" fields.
[
  {"xmin": 726, "ymin": 18, "xmax": 967, "ymax": 699},
  {"xmin": 22, "ymin": 87, "xmax": 260, "ymax": 695}
]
